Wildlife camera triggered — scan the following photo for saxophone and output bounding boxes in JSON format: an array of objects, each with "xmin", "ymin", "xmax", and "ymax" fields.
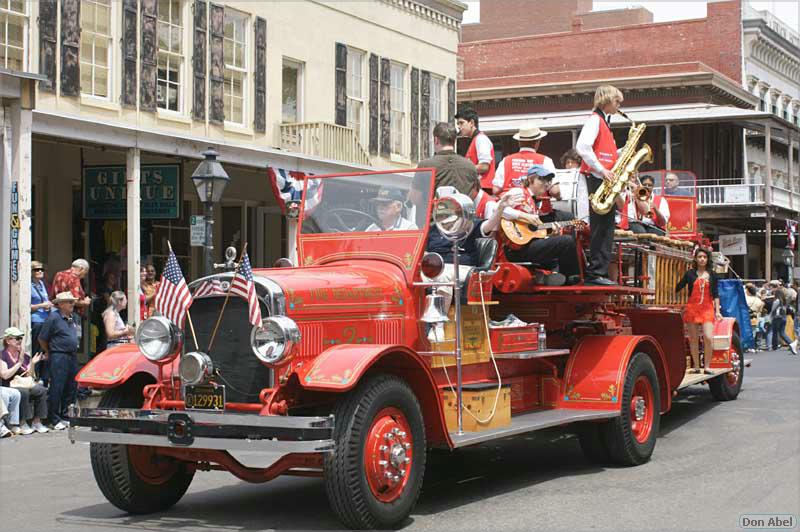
[{"xmin": 589, "ymin": 111, "xmax": 653, "ymax": 215}]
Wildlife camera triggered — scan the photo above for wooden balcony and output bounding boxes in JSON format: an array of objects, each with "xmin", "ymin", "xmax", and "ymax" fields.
[{"xmin": 280, "ymin": 122, "xmax": 370, "ymax": 166}]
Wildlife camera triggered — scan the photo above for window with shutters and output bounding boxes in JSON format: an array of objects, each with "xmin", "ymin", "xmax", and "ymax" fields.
[
  {"xmin": 223, "ymin": 9, "xmax": 247, "ymax": 125},
  {"xmin": 0, "ymin": 1, "xmax": 26, "ymax": 71},
  {"xmin": 282, "ymin": 58, "xmax": 303, "ymax": 123},
  {"xmin": 80, "ymin": 0, "xmax": 112, "ymax": 98},
  {"xmin": 429, "ymin": 75, "xmax": 443, "ymax": 155},
  {"xmin": 390, "ymin": 62, "xmax": 407, "ymax": 156},
  {"xmin": 157, "ymin": 0, "xmax": 184, "ymax": 112},
  {"xmin": 346, "ymin": 48, "xmax": 365, "ymax": 139}
]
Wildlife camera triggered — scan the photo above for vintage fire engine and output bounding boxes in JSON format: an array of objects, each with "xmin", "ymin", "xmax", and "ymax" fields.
[{"xmin": 70, "ymin": 168, "xmax": 744, "ymax": 529}]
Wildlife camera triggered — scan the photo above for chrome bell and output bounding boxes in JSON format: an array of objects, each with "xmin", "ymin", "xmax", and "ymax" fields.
[{"xmin": 421, "ymin": 294, "xmax": 449, "ymax": 324}]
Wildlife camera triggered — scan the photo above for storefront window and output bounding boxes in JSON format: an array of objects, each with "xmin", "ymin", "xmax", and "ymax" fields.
[
  {"xmin": 157, "ymin": 0, "xmax": 183, "ymax": 112},
  {"xmin": 223, "ymin": 9, "xmax": 247, "ymax": 125},
  {"xmin": 0, "ymin": 1, "xmax": 26, "ymax": 71},
  {"xmin": 80, "ymin": 0, "xmax": 112, "ymax": 98},
  {"xmin": 150, "ymin": 200, "xmax": 191, "ymax": 275}
]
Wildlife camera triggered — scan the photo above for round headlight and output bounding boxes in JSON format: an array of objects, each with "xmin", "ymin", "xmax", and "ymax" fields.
[
  {"xmin": 250, "ymin": 316, "xmax": 301, "ymax": 365},
  {"xmin": 433, "ymin": 193, "xmax": 475, "ymax": 242},
  {"xmin": 180, "ymin": 351, "xmax": 214, "ymax": 385},
  {"xmin": 135, "ymin": 316, "xmax": 180, "ymax": 362}
]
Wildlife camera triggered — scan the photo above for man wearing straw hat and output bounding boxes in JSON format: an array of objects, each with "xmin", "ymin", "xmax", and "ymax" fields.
[
  {"xmin": 492, "ymin": 123, "xmax": 556, "ymax": 195},
  {"xmin": 38, "ymin": 292, "xmax": 81, "ymax": 430}
]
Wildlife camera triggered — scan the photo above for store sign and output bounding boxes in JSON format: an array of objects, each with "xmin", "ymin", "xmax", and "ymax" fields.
[
  {"xmin": 10, "ymin": 182, "xmax": 19, "ymax": 282},
  {"xmin": 83, "ymin": 165, "xmax": 180, "ymax": 219},
  {"xmin": 190, "ymin": 215, "xmax": 205, "ymax": 247},
  {"xmin": 719, "ymin": 233, "xmax": 747, "ymax": 256}
]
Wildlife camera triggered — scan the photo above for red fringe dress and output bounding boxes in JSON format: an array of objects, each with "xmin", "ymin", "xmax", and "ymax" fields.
[{"xmin": 683, "ymin": 276, "xmax": 715, "ymax": 324}]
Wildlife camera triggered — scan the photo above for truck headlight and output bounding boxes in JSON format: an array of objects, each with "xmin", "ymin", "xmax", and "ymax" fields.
[
  {"xmin": 250, "ymin": 316, "xmax": 301, "ymax": 365},
  {"xmin": 135, "ymin": 316, "xmax": 180, "ymax": 362},
  {"xmin": 180, "ymin": 351, "xmax": 214, "ymax": 385}
]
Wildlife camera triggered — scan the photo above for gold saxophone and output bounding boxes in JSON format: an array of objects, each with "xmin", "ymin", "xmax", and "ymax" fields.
[{"xmin": 589, "ymin": 111, "xmax": 653, "ymax": 215}]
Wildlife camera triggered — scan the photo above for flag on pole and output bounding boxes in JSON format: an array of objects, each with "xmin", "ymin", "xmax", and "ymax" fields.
[
  {"xmin": 155, "ymin": 250, "xmax": 193, "ymax": 328},
  {"xmin": 788, "ymin": 220, "xmax": 798, "ymax": 250},
  {"xmin": 193, "ymin": 278, "xmax": 226, "ymax": 298},
  {"xmin": 230, "ymin": 251, "xmax": 262, "ymax": 326}
]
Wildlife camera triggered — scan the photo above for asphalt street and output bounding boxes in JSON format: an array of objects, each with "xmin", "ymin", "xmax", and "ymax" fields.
[{"xmin": 2, "ymin": 348, "xmax": 798, "ymax": 532}]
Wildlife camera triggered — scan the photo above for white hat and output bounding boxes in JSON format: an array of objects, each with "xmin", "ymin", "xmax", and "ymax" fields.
[
  {"xmin": 513, "ymin": 123, "xmax": 548, "ymax": 141},
  {"xmin": 53, "ymin": 291, "xmax": 78, "ymax": 303}
]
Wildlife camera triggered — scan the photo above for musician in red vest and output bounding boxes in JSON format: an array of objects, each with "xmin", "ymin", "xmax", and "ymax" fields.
[
  {"xmin": 620, "ymin": 174, "xmax": 670, "ymax": 235},
  {"xmin": 575, "ymin": 85, "xmax": 625, "ymax": 286},
  {"xmin": 492, "ymin": 123, "xmax": 556, "ymax": 195},
  {"xmin": 499, "ymin": 165, "xmax": 581, "ymax": 286},
  {"xmin": 456, "ymin": 108, "xmax": 496, "ymax": 193}
]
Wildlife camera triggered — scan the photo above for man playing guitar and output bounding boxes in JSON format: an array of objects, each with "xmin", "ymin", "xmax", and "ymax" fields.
[{"xmin": 498, "ymin": 165, "xmax": 582, "ymax": 286}]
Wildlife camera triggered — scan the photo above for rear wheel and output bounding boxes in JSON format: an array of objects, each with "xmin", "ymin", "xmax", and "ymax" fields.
[
  {"xmin": 709, "ymin": 334, "xmax": 744, "ymax": 401},
  {"xmin": 90, "ymin": 386, "xmax": 195, "ymax": 514},
  {"xmin": 324, "ymin": 374, "xmax": 426, "ymax": 529},
  {"xmin": 603, "ymin": 352, "xmax": 661, "ymax": 466}
]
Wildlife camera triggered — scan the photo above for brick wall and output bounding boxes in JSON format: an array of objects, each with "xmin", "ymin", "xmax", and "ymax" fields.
[
  {"xmin": 460, "ymin": 0, "xmax": 742, "ymax": 85},
  {"xmin": 577, "ymin": 7, "xmax": 653, "ymax": 31}
]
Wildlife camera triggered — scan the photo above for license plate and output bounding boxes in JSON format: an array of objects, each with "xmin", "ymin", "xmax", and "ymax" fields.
[{"xmin": 184, "ymin": 384, "xmax": 225, "ymax": 410}]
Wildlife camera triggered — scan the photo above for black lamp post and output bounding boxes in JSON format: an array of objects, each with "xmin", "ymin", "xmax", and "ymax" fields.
[{"xmin": 191, "ymin": 148, "xmax": 230, "ymax": 277}]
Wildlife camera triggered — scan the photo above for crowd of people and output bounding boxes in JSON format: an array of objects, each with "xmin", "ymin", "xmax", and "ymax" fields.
[
  {"xmin": 745, "ymin": 280, "xmax": 799, "ymax": 355},
  {"xmin": 0, "ymin": 258, "xmax": 161, "ymax": 438}
]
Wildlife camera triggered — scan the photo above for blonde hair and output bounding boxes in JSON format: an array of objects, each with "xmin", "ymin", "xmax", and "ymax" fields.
[{"xmin": 593, "ymin": 85, "xmax": 623, "ymax": 109}]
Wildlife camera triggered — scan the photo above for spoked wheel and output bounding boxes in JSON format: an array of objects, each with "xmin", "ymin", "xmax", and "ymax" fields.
[
  {"xmin": 709, "ymin": 334, "xmax": 744, "ymax": 401},
  {"xmin": 90, "ymin": 386, "xmax": 195, "ymax": 514},
  {"xmin": 603, "ymin": 352, "xmax": 661, "ymax": 466},
  {"xmin": 324, "ymin": 374, "xmax": 426, "ymax": 529}
]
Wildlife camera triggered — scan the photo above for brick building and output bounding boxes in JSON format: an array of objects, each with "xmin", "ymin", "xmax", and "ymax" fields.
[{"xmin": 458, "ymin": 0, "xmax": 799, "ymax": 281}]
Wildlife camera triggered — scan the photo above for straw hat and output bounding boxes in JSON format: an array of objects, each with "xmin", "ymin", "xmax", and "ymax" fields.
[
  {"xmin": 53, "ymin": 291, "xmax": 78, "ymax": 303},
  {"xmin": 31, "ymin": 260, "xmax": 44, "ymax": 270},
  {"xmin": 513, "ymin": 123, "xmax": 548, "ymax": 141}
]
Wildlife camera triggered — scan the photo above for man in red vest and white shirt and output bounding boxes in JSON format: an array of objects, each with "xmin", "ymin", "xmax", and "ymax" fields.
[
  {"xmin": 575, "ymin": 85, "xmax": 625, "ymax": 286},
  {"xmin": 456, "ymin": 108, "xmax": 495, "ymax": 193},
  {"xmin": 619, "ymin": 173, "xmax": 670, "ymax": 235},
  {"xmin": 492, "ymin": 123, "xmax": 556, "ymax": 195}
]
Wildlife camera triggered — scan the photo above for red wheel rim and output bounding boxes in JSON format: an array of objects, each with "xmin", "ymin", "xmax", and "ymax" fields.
[
  {"xmin": 364, "ymin": 407, "xmax": 413, "ymax": 503},
  {"xmin": 629, "ymin": 376, "xmax": 655, "ymax": 444},
  {"xmin": 726, "ymin": 349, "xmax": 741, "ymax": 386},
  {"xmin": 128, "ymin": 445, "xmax": 179, "ymax": 485}
]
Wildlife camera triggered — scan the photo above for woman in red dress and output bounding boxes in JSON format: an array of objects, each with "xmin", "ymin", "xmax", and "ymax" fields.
[{"xmin": 675, "ymin": 248, "xmax": 722, "ymax": 374}]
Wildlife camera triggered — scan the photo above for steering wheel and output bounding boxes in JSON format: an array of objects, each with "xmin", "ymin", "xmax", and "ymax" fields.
[{"xmin": 319, "ymin": 208, "xmax": 381, "ymax": 233}]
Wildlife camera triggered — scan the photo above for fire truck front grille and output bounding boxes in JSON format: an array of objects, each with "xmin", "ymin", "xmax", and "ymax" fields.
[{"xmin": 184, "ymin": 297, "xmax": 271, "ymax": 404}]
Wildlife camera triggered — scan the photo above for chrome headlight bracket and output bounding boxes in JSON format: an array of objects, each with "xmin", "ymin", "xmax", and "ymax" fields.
[
  {"xmin": 134, "ymin": 316, "xmax": 180, "ymax": 363},
  {"xmin": 180, "ymin": 351, "xmax": 214, "ymax": 385},
  {"xmin": 250, "ymin": 316, "xmax": 301, "ymax": 365}
]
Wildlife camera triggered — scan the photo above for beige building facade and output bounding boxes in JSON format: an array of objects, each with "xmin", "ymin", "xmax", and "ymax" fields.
[{"xmin": 1, "ymin": 0, "xmax": 466, "ymax": 348}]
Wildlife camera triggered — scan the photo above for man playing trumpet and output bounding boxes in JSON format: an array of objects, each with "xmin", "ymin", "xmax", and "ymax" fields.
[{"xmin": 623, "ymin": 174, "xmax": 670, "ymax": 235}]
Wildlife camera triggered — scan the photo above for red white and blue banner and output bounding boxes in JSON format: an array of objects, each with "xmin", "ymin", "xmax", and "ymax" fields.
[
  {"xmin": 267, "ymin": 167, "xmax": 323, "ymax": 218},
  {"xmin": 787, "ymin": 219, "xmax": 798, "ymax": 250}
]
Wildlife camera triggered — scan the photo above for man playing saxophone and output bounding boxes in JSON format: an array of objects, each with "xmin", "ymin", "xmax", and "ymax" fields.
[{"xmin": 575, "ymin": 85, "xmax": 625, "ymax": 286}]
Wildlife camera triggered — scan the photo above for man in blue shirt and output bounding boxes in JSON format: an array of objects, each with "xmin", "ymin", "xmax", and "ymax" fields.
[{"xmin": 38, "ymin": 292, "xmax": 80, "ymax": 430}]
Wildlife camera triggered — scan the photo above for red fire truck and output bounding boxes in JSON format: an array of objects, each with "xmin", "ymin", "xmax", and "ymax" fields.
[{"xmin": 70, "ymin": 168, "xmax": 744, "ymax": 529}]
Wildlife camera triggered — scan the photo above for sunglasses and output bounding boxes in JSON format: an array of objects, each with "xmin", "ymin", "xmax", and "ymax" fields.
[{"xmin": 32, "ymin": 268, "xmax": 44, "ymax": 272}]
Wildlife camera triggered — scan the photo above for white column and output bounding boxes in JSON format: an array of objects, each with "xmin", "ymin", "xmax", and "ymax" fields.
[
  {"xmin": 0, "ymin": 106, "xmax": 9, "ymax": 331},
  {"xmin": 789, "ymin": 135, "xmax": 795, "ymax": 211},
  {"xmin": 9, "ymin": 101, "xmax": 32, "ymax": 348},
  {"xmin": 765, "ymin": 124, "xmax": 772, "ymax": 205},
  {"xmin": 665, "ymin": 125, "xmax": 672, "ymax": 170},
  {"xmin": 126, "ymin": 148, "xmax": 142, "ymax": 325}
]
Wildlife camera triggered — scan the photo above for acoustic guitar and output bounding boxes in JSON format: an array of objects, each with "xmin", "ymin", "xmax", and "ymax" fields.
[{"xmin": 501, "ymin": 218, "xmax": 584, "ymax": 246}]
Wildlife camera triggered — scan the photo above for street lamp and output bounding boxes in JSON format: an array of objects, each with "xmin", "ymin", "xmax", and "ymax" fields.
[
  {"xmin": 782, "ymin": 248, "xmax": 795, "ymax": 284},
  {"xmin": 191, "ymin": 148, "xmax": 230, "ymax": 276}
]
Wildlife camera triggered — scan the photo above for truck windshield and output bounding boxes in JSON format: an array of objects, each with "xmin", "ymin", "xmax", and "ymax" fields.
[{"xmin": 300, "ymin": 170, "xmax": 433, "ymax": 235}]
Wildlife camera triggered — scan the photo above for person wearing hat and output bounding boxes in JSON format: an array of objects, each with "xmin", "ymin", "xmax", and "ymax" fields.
[
  {"xmin": 37, "ymin": 292, "xmax": 81, "ymax": 430},
  {"xmin": 30, "ymin": 260, "xmax": 53, "ymax": 384},
  {"xmin": 492, "ymin": 123, "xmax": 556, "ymax": 195},
  {"xmin": 1, "ymin": 327, "xmax": 49, "ymax": 434},
  {"xmin": 498, "ymin": 164, "xmax": 581, "ymax": 285},
  {"xmin": 366, "ymin": 187, "xmax": 418, "ymax": 232},
  {"xmin": 456, "ymin": 107, "xmax": 496, "ymax": 193}
]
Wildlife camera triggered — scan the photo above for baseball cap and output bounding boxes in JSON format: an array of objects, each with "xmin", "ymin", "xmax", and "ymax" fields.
[
  {"xmin": 370, "ymin": 187, "xmax": 407, "ymax": 203},
  {"xmin": 527, "ymin": 164, "xmax": 555, "ymax": 179}
]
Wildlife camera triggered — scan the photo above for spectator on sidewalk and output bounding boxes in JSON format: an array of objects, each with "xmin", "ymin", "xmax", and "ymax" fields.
[
  {"xmin": 770, "ymin": 287, "xmax": 796, "ymax": 354},
  {"xmin": 38, "ymin": 292, "xmax": 81, "ymax": 430},
  {"xmin": 143, "ymin": 263, "xmax": 160, "ymax": 318},
  {"xmin": 0, "ymin": 382, "xmax": 24, "ymax": 436},
  {"xmin": 30, "ymin": 260, "xmax": 53, "ymax": 383},
  {"xmin": 103, "ymin": 291, "xmax": 135, "ymax": 347},
  {"xmin": 1, "ymin": 327, "xmax": 49, "ymax": 434},
  {"xmin": 52, "ymin": 259, "xmax": 92, "ymax": 316},
  {"xmin": 745, "ymin": 284, "xmax": 766, "ymax": 350}
]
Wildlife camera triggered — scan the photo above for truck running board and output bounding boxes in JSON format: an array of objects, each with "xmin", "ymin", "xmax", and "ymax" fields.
[
  {"xmin": 450, "ymin": 408, "xmax": 619, "ymax": 448},
  {"xmin": 677, "ymin": 367, "xmax": 731, "ymax": 390}
]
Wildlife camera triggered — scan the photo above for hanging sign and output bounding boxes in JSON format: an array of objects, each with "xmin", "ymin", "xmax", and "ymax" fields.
[
  {"xmin": 83, "ymin": 164, "xmax": 181, "ymax": 219},
  {"xmin": 190, "ymin": 215, "xmax": 206, "ymax": 247},
  {"xmin": 719, "ymin": 233, "xmax": 747, "ymax": 256},
  {"xmin": 10, "ymin": 182, "xmax": 19, "ymax": 282}
]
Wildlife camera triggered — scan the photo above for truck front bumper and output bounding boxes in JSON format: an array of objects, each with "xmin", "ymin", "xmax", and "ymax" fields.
[{"xmin": 67, "ymin": 405, "xmax": 335, "ymax": 453}]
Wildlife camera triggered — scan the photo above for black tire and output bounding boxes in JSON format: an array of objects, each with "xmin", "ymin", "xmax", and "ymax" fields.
[
  {"xmin": 576, "ymin": 422, "xmax": 611, "ymax": 464},
  {"xmin": 709, "ymin": 334, "xmax": 744, "ymax": 401},
  {"xmin": 90, "ymin": 386, "xmax": 195, "ymax": 514},
  {"xmin": 324, "ymin": 374, "xmax": 426, "ymax": 529},
  {"xmin": 602, "ymin": 352, "xmax": 661, "ymax": 466}
]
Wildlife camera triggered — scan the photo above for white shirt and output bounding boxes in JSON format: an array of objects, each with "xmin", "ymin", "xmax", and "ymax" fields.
[
  {"xmin": 625, "ymin": 194, "xmax": 671, "ymax": 226},
  {"xmin": 474, "ymin": 133, "xmax": 494, "ymax": 164},
  {"xmin": 576, "ymin": 110, "xmax": 611, "ymax": 178},
  {"xmin": 366, "ymin": 216, "xmax": 418, "ymax": 232},
  {"xmin": 492, "ymin": 148, "xmax": 556, "ymax": 191}
]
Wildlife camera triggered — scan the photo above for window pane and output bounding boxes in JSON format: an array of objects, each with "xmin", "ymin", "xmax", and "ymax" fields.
[
  {"xmin": 170, "ymin": 0, "xmax": 181, "ymax": 24},
  {"xmin": 158, "ymin": 24, "xmax": 169, "ymax": 50},
  {"xmin": 171, "ymin": 26, "xmax": 182, "ymax": 53},
  {"xmin": 234, "ymin": 44, "xmax": 244, "ymax": 68},
  {"xmin": 168, "ymin": 85, "xmax": 179, "ymax": 111},
  {"xmin": 95, "ymin": 39, "xmax": 108, "ymax": 67},
  {"xmin": 80, "ymin": 67, "xmax": 92, "ymax": 92},
  {"xmin": 158, "ymin": 0, "xmax": 170, "ymax": 20},
  {"xmin": 96, "ymin": 5, "xmax": 110, "ymax": 34},
  {"xmin": 231, "ymin": 97, "xmax": 242, "ymax": 123},
  {"xmin": 81, "ymin": 2, "xmax": 95, "ymax": 27},
  {"xmin": 282, "ymin": 64, "xmax": 298, "ymax": 123},
  {"xmin": 224, "ymin": 19, "xmax": 234, "ymax": 39},
  {"xmin": 10, "ymin": 0, "xmax": 25, "ymax": 13},
  {"xmin": 223, "ymin": 41, "xmax": 233, "ymax": 66},
  {"xmin": 95, "ymin": 67, "xmax": 109, "ymax": 97}
]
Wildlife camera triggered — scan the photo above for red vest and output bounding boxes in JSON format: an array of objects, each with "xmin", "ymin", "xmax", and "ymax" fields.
[
  {"xmin": 579, "ymin": 112, "xmax": 618, "ymax": 176},
  {"xmin": 499, "ymin": 151, "xmax": 545, "ymax": 192},
  {"xmin": 466, "ymin": 131, "xmax": 496, "ymax": 191},
  {"xmin": 500, "ymin": 188, "xmax": 540, "ymax": 250},
  {"xmin": 618, "ymin": 193, "xmax": 666, "ymax": 230},
  {"xmin": 474, "ymin": 190, "xmax": 493, "ymax": 219}
]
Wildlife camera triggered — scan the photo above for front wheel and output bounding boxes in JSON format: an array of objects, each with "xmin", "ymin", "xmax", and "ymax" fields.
[
  {"xmin": 709, "ymin": 334, "xmax": 744, "ymax": 401},
  {"xmin": 90, "ymin": 386, "xmax": 195, "ymax": 514},
  {"xmin": 603, "ymin": 352, "xmax": 661, "ymax": 466},
  {"xmin": 324, "ymin": 374, "xmax": 426, "ymax": 529}
]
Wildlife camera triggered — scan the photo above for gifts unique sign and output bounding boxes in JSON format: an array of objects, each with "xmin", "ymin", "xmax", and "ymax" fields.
[{"xmin": 83, "ymin": 164, "xmax": 180, "ymax": 219}]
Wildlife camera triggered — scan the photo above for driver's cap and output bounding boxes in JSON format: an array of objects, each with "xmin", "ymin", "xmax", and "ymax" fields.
[{"xmin": 371, "ymin": 187, "xmax": 406, "ymax": 203}]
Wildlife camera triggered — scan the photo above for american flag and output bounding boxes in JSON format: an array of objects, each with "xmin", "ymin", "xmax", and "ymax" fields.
[
  {"xmin": 155, "ymin": 251, "xmax": 193, "ymax": 328},
  {"xmin": 193, "ymin": 279, "xmax": 226, "ymax": 298},
  {"xmin": 788, "ymin": 220, "xmax": 798, "ymax": 250},
  {"xmin": 229, "ymin": 252, "xmax": 262, "ymax": 327}
]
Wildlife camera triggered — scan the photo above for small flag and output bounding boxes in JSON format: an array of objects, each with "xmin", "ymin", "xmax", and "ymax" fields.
[
  {"xmin": 155, "ymin": 250, "xmax": 193, "ymax": 328},
  {"xmin": 193, "ymin": 279, "xmax": 226, "ymax": 298},
  {"xmin": 230, "ymin": 251, "xmax": 262, "ymax": 327},
  {"xmin": 788, "ymin": 220, "xmax": 798, "ymax": 250}
]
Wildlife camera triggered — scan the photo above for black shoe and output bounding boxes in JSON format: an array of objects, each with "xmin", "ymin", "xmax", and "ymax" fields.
[
  {"xmin": 585, "ymin": 277, "xmax": 616, "ymax": 286},
  {"xmin": 535, "ymin": 271, "xmax": 566, "ymax": 286},
  {"xmin": 566, "ymin": 275, "xmax": 582, "ymax": 286}
]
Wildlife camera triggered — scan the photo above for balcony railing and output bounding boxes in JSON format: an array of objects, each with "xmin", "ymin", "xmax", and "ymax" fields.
[
  {"xmin": 696, "ymin": 183, "xmax": 800, "ymax": 212},
  {"xmin": 280, "ymin": 122, "xmax": 371, "ymax": 166}
]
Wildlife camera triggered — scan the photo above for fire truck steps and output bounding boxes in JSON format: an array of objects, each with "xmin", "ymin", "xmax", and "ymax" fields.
[
  {"xmin": 450, "ymin": 408, "xmax": 619, "ymax": 448},
  {"xmin": 677, "ymin": 367, "xmax": 731, "ymax": 390}
]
